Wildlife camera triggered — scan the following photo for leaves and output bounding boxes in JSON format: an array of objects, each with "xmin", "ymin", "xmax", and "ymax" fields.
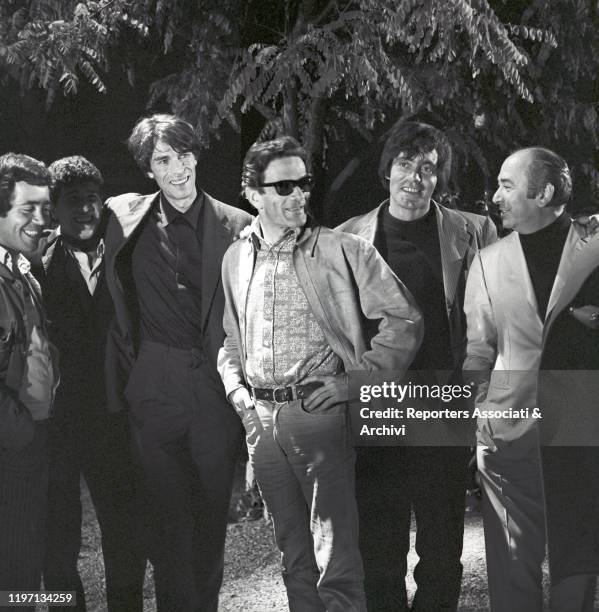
[{"xmin": 0, "ymin": 0, "xmax": 597, "ymax": 206}]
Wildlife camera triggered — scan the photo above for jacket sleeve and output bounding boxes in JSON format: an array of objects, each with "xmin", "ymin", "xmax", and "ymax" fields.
[
  {"xmin": 463, "ymin": 252, "xmax": 496, "ymax": 406},
  {"xmin": 481, "ymin": 215, "xmax": 498, "ymax": 249},
  {"xmin": 351, "ymin": 239, "xmax": 423, "ymax": 374},
  {"xmin": 0, "ymin": 345, "xmax": 34, "ymax": 449},
  {"xmin": 217, "ymin": 248, "xmax": 247, "ymax": 398}
]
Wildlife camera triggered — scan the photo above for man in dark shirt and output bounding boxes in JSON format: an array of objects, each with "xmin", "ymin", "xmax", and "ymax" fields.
[
  {"xmin": 463, "ymin": 147, "xmax": 592, "ymax": 611},
  {"xmin": 339, "ymin": 121, "xmax": 497, "ymax": 611},
  {"xmin": 40, "ymin": 156, "xmax": 146, "ymax": 611},
  {"xmin": 103, "ymin": 114, "xmax": 252, "ymax": 612}
]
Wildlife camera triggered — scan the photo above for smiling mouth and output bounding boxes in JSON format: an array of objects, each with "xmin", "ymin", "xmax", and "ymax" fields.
[
  {"xmin": 74, "ymin": 216, "xmax": 95, "ymax": 224},
  {"xmin": 170, "ymin": 176, "xmax": 190, "ymax": 186},
  {"xmin": 402, "ymin": 187, "xmax": 421, "ymax": 194},
  {"xmin": 23, "ymin": 229, "xmax": 41, "ymax": 240}
]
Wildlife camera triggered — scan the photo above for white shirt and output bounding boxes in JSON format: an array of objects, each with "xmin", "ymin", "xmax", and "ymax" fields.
[{"xmin": 66, "ymin": 239, "xmax": 105, "ymax": 295}]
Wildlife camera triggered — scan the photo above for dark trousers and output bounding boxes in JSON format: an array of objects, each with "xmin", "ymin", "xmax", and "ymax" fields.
[
  {"xmin": 44, "ymin": 410, "xmax": 146, "ymax": 611},
  {"xmin": 0, "ymin": 422, "xmax": 48, "ymax": 612},
  {"xmin": 126, "ymin": 341, "xmax": 243, "ymax": 612},
  {"xmin": 356, "ymin": 446, "xmax": 469, "ymax": 612}
]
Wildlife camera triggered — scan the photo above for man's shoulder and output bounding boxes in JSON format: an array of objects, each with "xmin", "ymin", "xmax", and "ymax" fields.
[
  {"xmin": 437, "ymin": 203, "xmax": 490, "ymax": 231},
  {"xmin": 336, "ymin": 204, "xmax": 382, "ymax": 234},
  {"xmin": 105, "ymin": 192, "xmax": 156, "ymax": 215},
  {"xmin": 222, "ymin": 230, "xmax": 252, "ymax": 264},
  {"xmin": 204, "ymin": 193, "xmax": 253, "ymax": 233},
  {"xmin": 308, "ymin": 225, "xmax": 375, "ymax": 259},
  {"xmin": 478, "ymin": 230, "xmax": 518, "ymax": 260}
]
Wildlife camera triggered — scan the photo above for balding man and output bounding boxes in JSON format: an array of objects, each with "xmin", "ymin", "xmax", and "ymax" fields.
[{"xmin": 463, "ymin": 147, "xmax": 593, "ymax": 611}]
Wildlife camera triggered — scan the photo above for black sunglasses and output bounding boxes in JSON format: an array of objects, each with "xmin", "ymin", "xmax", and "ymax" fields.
[{"xmin": 259, "ymin": 174, "xmax": 313, "ymax": 196}]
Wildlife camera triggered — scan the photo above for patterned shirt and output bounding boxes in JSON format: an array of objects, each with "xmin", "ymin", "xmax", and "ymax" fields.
[{"xmin": 245, "ymin": 227, "xmax": 341, "ymax": 388}]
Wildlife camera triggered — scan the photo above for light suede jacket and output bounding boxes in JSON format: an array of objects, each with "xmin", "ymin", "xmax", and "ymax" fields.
[
  {"xmin": 463, "ymin": 222, "xmax": 590, "ymax": 447},
  {"xmin": 217, "ymin": 221, "xmax": 423, "ymax": 397},
  {"xmin": 338, "ymin": 200, "xmax": 497, "ymax": 369}
]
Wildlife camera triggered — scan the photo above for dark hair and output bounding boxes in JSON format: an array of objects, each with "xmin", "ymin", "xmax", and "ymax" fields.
[
  {"xmin": 0, "ymin": 153, "xmax": 51, "ymax": 216},
  {"xmin": 241, "ymin": 136, "xmax": 308, "ymax": 192},
  {"xmin": 127, "ymin": 114, "xmax": 201, "ymax": 174},
  {"xmin": 379, "ymin": 120, "xmax": 452, "ymax": 194},
  {"xmin": 520, "ymin": 147, "xmax": 572, "ymax": 207},
  {"xmin": 48, "ymin": 156, "xmax": 103, "ymax": 204}
]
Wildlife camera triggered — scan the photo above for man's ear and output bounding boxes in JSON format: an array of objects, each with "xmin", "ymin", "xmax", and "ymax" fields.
[
  {"xmin": 537, "ymin": 182, "xmax": 555, "ymax": 207},
  {"xmin": 246, "ymin": 188, "xmax": 262, "ymax": 211}
]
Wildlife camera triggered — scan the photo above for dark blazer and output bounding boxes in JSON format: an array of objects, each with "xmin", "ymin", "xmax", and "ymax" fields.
[
  {"xmin": 103, "ymin": 191, "xmax": 252, "ymax": 413},
  {"xmin": 39, "ymin": 236, "xmax": 114, "ymax": 418},
  {"xmin": 538, "ymin": 232, "xmax": 599, "ymax": 584},
  {"xmin": 338, "ymin": 200, "xmax": 497, "ymax": 370}
]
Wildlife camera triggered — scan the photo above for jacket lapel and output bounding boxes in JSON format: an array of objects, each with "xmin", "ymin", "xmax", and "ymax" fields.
[
  {"xmin": 105, "ymin": 193, "xmax": 158, "ymax": 265},
  {"xmin": 545, "ymin": 224, "xmax": 587, "ymax": 320},
  {"xmin": 200, "ymin": 195, "xmax": 233, "ymax": 328},
  {"xmin": 104, "ymin": 193, "xmax": 157, "ymax": 337},
  {"xmin": 509, "ymin": 232, "xmax": 541, "ymax": 320},
  {"xmin": 436, "ymin": 203, "xmax": 472, "ymax": 313}
]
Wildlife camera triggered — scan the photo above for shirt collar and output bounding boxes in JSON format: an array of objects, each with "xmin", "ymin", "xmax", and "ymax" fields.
[
  {"xmin": 159, "ymin": 192, "xmax": 204, "ymax": 229},
  {"xmin": 0, "ymin": 244, "xmax": 31, "ymax": 275},
  {"xmin": 63, "ymin": 237, "xmax": 105, "ymax": 259},
  {"xmin": 249, "ymin": 217, "xmax": 302, "ymax": 250}
]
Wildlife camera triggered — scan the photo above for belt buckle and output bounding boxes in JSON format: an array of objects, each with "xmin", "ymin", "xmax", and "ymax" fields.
[{"xmin": 272, "ymin": 385, "xmax": 289, "ymax": 404}]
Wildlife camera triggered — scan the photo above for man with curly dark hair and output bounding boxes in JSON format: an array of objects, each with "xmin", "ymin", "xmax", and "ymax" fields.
[
  {"xmin": 0, "ymin": 153, "xmax": 58, "ymax": 608},
  {"xmin": 37, "ymin": 156, "xmax": 146, "ymax": 611}
]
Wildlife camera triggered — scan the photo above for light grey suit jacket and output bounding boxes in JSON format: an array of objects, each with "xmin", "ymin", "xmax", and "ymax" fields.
[
  {"xmin": 337, "ymin": 200, "xmax": 497, "ymax": 369},
  {"xmin": 463, "ymin": 222, "xmax": 590, "ymax": 446}
]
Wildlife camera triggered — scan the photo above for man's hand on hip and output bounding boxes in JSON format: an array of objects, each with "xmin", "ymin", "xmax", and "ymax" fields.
[
  {"xmin": 229, "ymin": 387, "xmax": 255, "ymax": 415},
  {"xmin": 302, "ymin": 373, "xmax": 349, "ymax": 412}
]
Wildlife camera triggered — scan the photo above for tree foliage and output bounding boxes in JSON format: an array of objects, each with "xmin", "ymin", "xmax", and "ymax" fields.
[{"xmin": 0, "ymin": 0, "xmax": 597, "ymax": 207}]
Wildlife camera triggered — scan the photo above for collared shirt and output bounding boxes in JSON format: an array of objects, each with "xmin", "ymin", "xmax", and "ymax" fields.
[
  {"xmin": 0, "ymin": 244, "xmax": 57, "ymax": 420},
  {"xmin": 131, "ymin": 192, "xmax": 205, "ymax": 349},
  {"xmin": 65, "ymin": 239, "xmax": 105, "ymax": 295},
  {"xmin": 244, "ymin": 222, "xmax": 341, "ymax": 388}
]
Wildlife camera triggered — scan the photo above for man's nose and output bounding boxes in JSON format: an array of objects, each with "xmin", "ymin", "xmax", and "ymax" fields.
[
  {"xmin": 32, "ymin": 207, "xmax": 47, "ymax": 226},
  {"xmin": 492, "ymin": 189, "xmax": 501, "ymax": 204},
  {"xmin": 173, "ymin": 157, "xmax": 187, "ymax": 172}
]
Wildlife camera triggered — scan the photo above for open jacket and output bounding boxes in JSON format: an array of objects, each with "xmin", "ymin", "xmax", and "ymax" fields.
[
  {"xmin": 217, "ymin": 222, "xmax": 423, "ymax": 397},
  {"xmin": 337, "ymin": 200, "xmax": 497, "ymax": 370},
  {"xmin": 0, "ymin": 260, "xmax": 58, "ymax": 448},
  {"xmin": 103, "ymin": 190, "xmax": 252, "ymax": 412},
  {"xmin": 463, "ymin": 221, "xmax": 590, "ymax": 447},
  {"xmin": 38, "ymin": 235, "xmax": 114, "ymax": 417}
]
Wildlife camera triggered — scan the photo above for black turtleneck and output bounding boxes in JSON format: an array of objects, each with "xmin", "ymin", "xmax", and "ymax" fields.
[
  {"xmin": 378, "ymin": 205, "xmax": 453, "ymax": 370},
  {"xmin": 519, "ymin": 212, "xmax": 570, "ymax": 320}
]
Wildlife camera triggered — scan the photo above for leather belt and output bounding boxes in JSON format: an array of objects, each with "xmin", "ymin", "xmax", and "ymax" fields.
[{"xmin": 249, "ymin": 382, "xmax": 324, "ymax": 404}]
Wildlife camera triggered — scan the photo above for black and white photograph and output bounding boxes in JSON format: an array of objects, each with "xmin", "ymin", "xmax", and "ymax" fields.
[{"xmin": 0, "ymin": 1, "xmax": 598, "ymax": 611}]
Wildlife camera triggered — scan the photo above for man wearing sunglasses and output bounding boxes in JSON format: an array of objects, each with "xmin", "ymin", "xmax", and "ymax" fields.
[{"xmin": 218, "ymin": 135, "xmax": 423, "ymax": 611}]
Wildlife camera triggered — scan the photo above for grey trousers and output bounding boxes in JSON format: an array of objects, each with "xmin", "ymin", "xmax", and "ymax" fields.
[
  {"xmin": 477, "ymin": 434, "xmax": 546, "ymax": 612},
  {"xmin": 242, "ymin": 399, "xmax": 366, "ymax": 612}
]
